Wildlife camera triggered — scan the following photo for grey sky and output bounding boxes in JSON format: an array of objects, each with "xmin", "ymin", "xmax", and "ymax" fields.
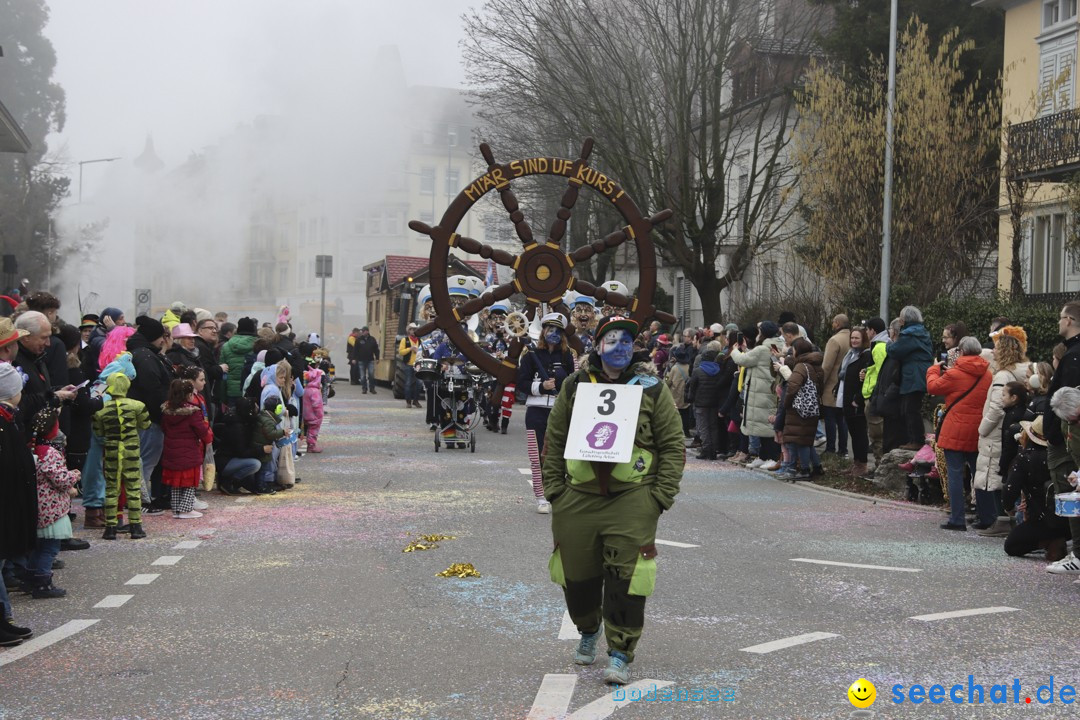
[{"xmin": 45, "ymin": 0, "xmax": 475, "ymax": 177}]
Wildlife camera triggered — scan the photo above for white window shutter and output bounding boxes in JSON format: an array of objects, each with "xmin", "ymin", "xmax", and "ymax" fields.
[{"xmin": 1058, "ymin": 46, "xmax": 1075, "ymax": 110}]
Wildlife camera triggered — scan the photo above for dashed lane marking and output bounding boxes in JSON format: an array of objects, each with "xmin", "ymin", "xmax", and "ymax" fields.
[
  {"xmin": 0, "ymin": 619, "xmax": 100, "ymax": 668},
  {"xmin": 151, "ymin": 556, "xmax": 183, "ymax": 566},
  {"xmin": 93, "ymin": 594, "xmax": 134, "ymax": 609},
  {"xmin": 124, "ymin": 574, "xmax": 160, "ymax": 585},
  {"xmin": 526, "ymin": 674, "xmax": 576, "ymax": 720},
  {"xmin": 173, "ymin": 540, "xmax": 202, "ymax": 550},
  {"xmin": 739, "ymin": 632, "xmax": 840, "ymax": 654},
  {"xmin": 234, "ymin": 497, "xmax": 255, "ymax": 504},
  {"xmin": 910, "ymin": 607, "xmax": 1018, "ymax": 622},
  {"xmin": 519, "ymin": 468, "xmax": 532, "ymax": 475},
  {"xmin": 558, "ymin": 610, "xmax": 580, "ymax": 640},
  {"xmin": 655, "ymin": 539, "xmax": 700, "ymax": 548},
  {"xmin": 791, "ymin": 558, "xmax": 922, "ymax": 573}
]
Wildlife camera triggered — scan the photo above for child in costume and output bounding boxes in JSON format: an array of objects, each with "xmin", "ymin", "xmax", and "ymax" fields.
[
  {"xmin": 93, "ymin": 372, "xmax": 151, "ymax": 539},
  {"xmin": 26, "ymin": 407, "xmax": 80, "ymax": 599},
  {"xmin": 161, "ymin": 379, "xmax": 213, "ymax": 519},
  {"xmin": 303, "ymin": 368, "xmax": 324, "ymax": 453}
]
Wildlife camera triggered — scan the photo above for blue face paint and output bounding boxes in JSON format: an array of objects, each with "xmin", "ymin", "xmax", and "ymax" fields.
[
  {"xmin": 600, "ymin": 329, "xmax": 634, "ymax": 369},
  {"xmin": 544, "ymin": 330, "xmax": 562, "ymax": 346}
]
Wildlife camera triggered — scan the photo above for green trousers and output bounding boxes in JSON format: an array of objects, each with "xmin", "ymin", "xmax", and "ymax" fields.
[
  {"xmin": 104, "ymin": 471, "xmax": 143, "ymax": 527},
  {"xmin": 549, "ymin": 485, "xmax": 661, "ymax": 663}
]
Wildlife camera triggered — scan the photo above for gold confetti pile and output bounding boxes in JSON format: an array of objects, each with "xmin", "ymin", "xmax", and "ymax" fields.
[
  {"xmin": 402, "ymin": 540, "xmax": 438, "ymax": 553},
  {"xmin": 420, "ymin": 534, "xmax": 456, "ymax": 543},
  {"xmin": 436, "ymin": 563, "xmax": 481, "ymax": 578}
]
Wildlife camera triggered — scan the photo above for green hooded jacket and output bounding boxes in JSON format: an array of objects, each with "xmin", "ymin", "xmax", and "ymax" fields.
[
  {"xmin": 92, "ymin": 373, "xmax": 151, "ymax": 482},
  {"xmin": 541, "ymin": 356, "xmax": 684, "ymax": 510}
]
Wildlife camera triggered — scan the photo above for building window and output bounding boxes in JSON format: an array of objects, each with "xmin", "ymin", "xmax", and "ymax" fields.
[
  {"xmin": 369, "ymin": 211, "xmax": 382, "ymax": 236},
  {"xmin": 419, "ymin": 211, "xmax": 434, "ymax": 225},
  {"xmin": 446, "ymin": 168, "xmax": 460, "ymax": 197},
  {"xmin": 279, "ymin": 265, "xmax": 289, "ymax": 290},
  {"xmin": 299, "ymin": 221, "xmax": 307, "ymax": 246},
  {"xmin": 354, "ymin": 218, "xmax": 366, "ymax": 236},
  {"xmin": 320, "ymin": 217, "xmax": 329, "ymax": 243},
  {"xmin": 1045, "ymin": 0, "xmax": 1078, "ymax": 28},
  {"xmin": 420, "ymin": 167, "xmax": 435, "ymax": 195},
  {"xmin": 1031, "ymin": 213, "xmax": 1066, "ymax": 293},
  {"xmin": 385, "ymin": 210, "xmax": 400, "ymax": 236},
  {"xmin": 1039, "ymin": 35, "xmax": 1076, "ymax": 115}
]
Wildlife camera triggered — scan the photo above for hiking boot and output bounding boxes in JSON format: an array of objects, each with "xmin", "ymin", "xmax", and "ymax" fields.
[
  {"xmin": 574, "ymin": 629, "xmax": 602, "ymax": 665},
  {"xmin": 83, "ymin": 507, "xmax": 106, "ymax": 528},
  {"xmin": 102, "ymin": 526, "xmax": 117, "ymax": 540},
  {"xmin": 976, "ymin": 517, "xmax": 1012, "ymax": 538},
  {"xmin": 128, "ymin": 523, "xmax": 147, "ymax": 540},
  {"xmin": 603, "ymin": 651, "xmax": 631, "ymax": 685},
  {"xmin": 848, "ymin": 462, "xmax": 869, "ymax": 478}
]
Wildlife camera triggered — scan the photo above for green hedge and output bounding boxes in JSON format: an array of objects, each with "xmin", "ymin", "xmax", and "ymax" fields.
[{"xmin": 921, "ymin": 295, "xmax": 1068, "ymax": 363}]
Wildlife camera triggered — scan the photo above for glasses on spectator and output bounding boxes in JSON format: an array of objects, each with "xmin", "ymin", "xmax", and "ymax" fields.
[{"xmin": 199, "ymin": 325, "xmax": 218, "ymax": 333}]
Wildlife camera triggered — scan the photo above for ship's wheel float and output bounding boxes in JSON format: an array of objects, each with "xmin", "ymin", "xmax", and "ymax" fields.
[{"xmin": 408, "ymin": 138, "xmax": 676, "ymax": 387}]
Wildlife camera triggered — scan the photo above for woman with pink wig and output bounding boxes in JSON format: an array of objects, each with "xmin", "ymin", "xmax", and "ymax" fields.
[{"xmin": 99, "ymin": 325, "xmax": 136, "ymax": 371}]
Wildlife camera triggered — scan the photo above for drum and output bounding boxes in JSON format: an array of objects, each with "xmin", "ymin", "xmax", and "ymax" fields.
[
  {"xmin": 1055, "ymin": 492, "xmax": 1080, "ymax": 517},
  {"xmin": 414, "ymin": 358, "xmax": 438, "ymax": 382}
]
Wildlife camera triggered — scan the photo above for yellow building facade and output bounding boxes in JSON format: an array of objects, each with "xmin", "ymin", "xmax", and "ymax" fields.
[{"xmin": 981, "ymin": 0, "xmax": 1080, "ymax": 294}]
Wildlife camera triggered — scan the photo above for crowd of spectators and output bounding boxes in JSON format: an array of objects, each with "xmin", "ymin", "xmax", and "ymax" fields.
[{"xmin": 0, "ymin": 295, "xmax": 333, "ymax": 647}]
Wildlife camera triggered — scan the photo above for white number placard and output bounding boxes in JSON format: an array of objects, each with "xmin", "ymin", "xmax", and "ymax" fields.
[{"xmin": 564, "ymin": 383, "xmax": 644, "ymax": 463}]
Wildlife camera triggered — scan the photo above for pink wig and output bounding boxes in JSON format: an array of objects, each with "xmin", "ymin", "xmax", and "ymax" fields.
[{"xmin": 99, "ymin": 325, "xmax": 136, "ymax": 371}]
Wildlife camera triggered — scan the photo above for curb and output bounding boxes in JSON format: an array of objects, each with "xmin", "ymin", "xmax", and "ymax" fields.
[{"xmin": 717, "ymin": 459, "xmax": 944, "ymax": 515}]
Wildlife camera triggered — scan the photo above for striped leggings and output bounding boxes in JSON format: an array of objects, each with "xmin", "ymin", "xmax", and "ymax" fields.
[{"xmin": 525, "ymin": 406, "xmax": 549, "ymax": 500}]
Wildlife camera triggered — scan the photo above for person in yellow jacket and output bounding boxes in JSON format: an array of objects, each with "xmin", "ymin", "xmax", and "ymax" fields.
[
  {"xmin": 859, "ymin": 317, "xmax": 888, "ymax": 463},
  {"xmin": 398, "ymin": 323, "xmax": 422, "ymax": 409},
  {"xmin": 542, "ymin": 315, "xmax": 684, "ymax": 687}
]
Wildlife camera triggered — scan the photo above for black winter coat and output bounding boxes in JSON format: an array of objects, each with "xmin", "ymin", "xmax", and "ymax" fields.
[
  {"xmin": 0, "ymin": 404, "xmax": 38, "ymax": 558},
  {"xmin": 127, "ymin": 334, "xmax": 176, "ymax": 425},
  {"xmin": 65, "ymin": 362, "xmax": 102, "ymax": 463},
  {"xmin": 14, "ymin": 346, "xmax": 58, "ymax": 425},
  {"xmin": 1046, "ymin": 333, "xmax": 1080, "ymax": 445},
  {"xmin": 840, "ymin": 349, "xmax": 872, "ymax": 419},
  {"xmin": 687, "ymin": 362, "xmax": 724, "ymax": 408},
  {"xmin": 1002, "ymin": 446, "xmax": 1059, "ymax": 525}
]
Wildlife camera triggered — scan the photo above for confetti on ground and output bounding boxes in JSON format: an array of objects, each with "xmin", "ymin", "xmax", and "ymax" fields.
[
  {"xmin": 402, "ymin": 540, "xmax": 439, "ymax": 552},
  {"xmin": 419, "ymin": 533, "xmax": 456, "ymax": 543},
  {"xmin": 436, "ymin": 562, "xmax": 481, "ymax": 578}
]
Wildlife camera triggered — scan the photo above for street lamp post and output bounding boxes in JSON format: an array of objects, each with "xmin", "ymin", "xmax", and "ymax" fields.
[
  {"xmin": 879, "ymin": 0, "xmax": 898, "ymax": 320},
  {"xmin": 78, "ymin": 157, "xmax": 120, "ymax": 203}
]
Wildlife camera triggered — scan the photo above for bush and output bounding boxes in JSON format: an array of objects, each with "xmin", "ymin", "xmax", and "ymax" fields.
[{"xmin": 922, "ymin": 294, "xmax": 1068, "ymax": 362}]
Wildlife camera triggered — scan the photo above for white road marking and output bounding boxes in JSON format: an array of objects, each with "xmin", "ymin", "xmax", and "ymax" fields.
[
  {"xmin": 791, "ymin": 558, "xmax": 922, "ymax": 573},
  {"xmin": 526, "ymin": 674, "xmax": 577, "ymax": 720},
  {"xmin": 0, "ymin": 619, "xmax": 100, "ymax": 668},
  {"xmin": 566, "ymin": 679, "xmax": 676, "ymax": 720},
  {"xmin": 739, "ymin": 632, "xmax": 840, "ymax": 654},
  {"xmin": 559, "ymin": 610, "xmax": 580, "ymax": 640},
  {"xmin": 235, "ymin": 497, "xmax": 255, "ymax": 503},
  {"xmin": 93, "ymin": 594, "xmax": 134, "ymax": 609},
  {"xmin": 910, "ymin": 607, "xmax": 1019, "ymax": 622},
  {"xmin": 173, "ymin": 540, "xmax": 202, "ymax": 550},
  {"xmin": 151, "ymin": 556, "xmax": 183, "ymax": 566},
  {"xmin": 655, "ymin": 539, "xmax": 699, "ymax": 548},
  {"xmin": 125, "ymin": 573, "xmax": 160, "ymax": 585},
  {"xmin": 519, "ymin": 468, "xmax": 533, "ymax": 474}
]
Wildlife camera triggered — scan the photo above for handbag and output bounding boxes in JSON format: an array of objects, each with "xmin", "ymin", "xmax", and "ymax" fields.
[
  {"xmin": 792, "ymin": 364, "xmax": 820, "ymax": 419},
  {"xmin": 275, "ymin": 417, "xmax": 297, "ymax": 488}
]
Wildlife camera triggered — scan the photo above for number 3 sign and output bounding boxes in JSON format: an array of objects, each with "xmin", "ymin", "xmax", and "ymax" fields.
[{"xmin": 564, "ymin": 384, "xmax": 644, "ymax": 463}]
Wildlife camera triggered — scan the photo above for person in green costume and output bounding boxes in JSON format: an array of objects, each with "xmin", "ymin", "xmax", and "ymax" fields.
[{"xmin": 542, "ymin": 315, "xmax": 685, "ymax": 686}]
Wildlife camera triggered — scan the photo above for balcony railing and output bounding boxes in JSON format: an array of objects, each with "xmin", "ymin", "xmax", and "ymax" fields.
[{"xmin": 1007, "ymin": 108, "xmax": 1080, "ymax": 181}]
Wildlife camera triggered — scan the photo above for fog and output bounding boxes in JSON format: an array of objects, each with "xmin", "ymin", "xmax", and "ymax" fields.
[{"xmin": 44, "ymin": 0, "xmax": 476, "ymax": 329}]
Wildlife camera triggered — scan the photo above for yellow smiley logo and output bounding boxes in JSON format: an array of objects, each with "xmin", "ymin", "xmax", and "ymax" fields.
[{"xmin": 847, "ymin": 678, "xmax": 876, "ymax": 708}]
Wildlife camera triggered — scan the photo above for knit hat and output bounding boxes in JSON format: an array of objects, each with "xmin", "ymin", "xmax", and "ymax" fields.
[
  {"xmin": 193, "ymin": 308, "xmax": 213, "ymax": 324},
  {"xmin": 709, "ymin": 323, "xmax": 724, "ymax": 334},
  {"xmin": 759, "ymin": 321, "xmax": 780, "ymax": 339},
  {"xmin": 100, "ymin": 307, "xmax": 124, "ymax": 323},
  {"xmin": 236, "ymin": 317, "xmax": 257, "ymax": 335},
  {"xmin": 135, "ymin": 315, "xmax": 166, "ymax": 340},
  {"xmin": 0, "ymin": 362, "xmax": 23, "ymax": 400},
  {"xmin": 170, "ymin": 301, "xmax": 187, "ymax": 313},
  {"xmin": 724, "ymin": 323, "xmax": 739, "ymax": 332}
]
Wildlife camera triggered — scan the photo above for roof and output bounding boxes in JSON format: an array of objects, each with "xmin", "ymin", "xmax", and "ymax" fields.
[{"xmin": 370, "ymin": 254, "xmax": 490, "ymax": 287}]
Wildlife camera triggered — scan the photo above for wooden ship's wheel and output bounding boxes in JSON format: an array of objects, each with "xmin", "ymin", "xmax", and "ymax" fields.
[{"xmin": 408, "ymin": 138, "xmax": 676, "ymax": 387}]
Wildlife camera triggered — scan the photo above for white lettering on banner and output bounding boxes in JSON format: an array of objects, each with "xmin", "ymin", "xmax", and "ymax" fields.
[{"xmin": 564, "ymin": 384, "xmax": 643, "ymax": 464}]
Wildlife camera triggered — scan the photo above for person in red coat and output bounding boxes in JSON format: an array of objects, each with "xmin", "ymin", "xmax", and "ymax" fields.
[
  {"xmin": 161, "ymin": 379, "xmax": 213, "ymax": 519},
  {"xmin": 926, "ymin": 336, "xmax": 991, "ymax": 531}
]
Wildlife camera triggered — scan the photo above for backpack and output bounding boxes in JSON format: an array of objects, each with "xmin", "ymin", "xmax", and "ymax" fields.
[{"xmin": 792, "ymin": 364, "xmax": 820, "ymax": 419}]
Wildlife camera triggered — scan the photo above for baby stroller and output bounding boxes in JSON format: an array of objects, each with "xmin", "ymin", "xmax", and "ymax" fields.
[{"xmin": 433, "ymin": 360, "xmax": 481, "ymax": 452}]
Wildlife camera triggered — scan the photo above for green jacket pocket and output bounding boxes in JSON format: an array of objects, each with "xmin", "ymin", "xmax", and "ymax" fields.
[
  {"xmin": 628, "ymin": 544, "xmax": 657, "ymax": 597},
  {"xmin": 548, "ymin": 545, "xmax": 566, "ymax": 588}
]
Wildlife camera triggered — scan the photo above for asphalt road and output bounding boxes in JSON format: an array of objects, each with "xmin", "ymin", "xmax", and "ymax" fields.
[{"xmin": 2, "ymin": 383, "xmax": 1079, "ymax": 720}]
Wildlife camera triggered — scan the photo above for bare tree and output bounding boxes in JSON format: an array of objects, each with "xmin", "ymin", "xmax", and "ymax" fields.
[{"xmin": 462, "ymin": 0, "xmax": 822, "ymax": 321}]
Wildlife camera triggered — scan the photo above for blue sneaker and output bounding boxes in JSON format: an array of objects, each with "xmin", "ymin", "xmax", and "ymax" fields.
[
  {"xmin": 603, "ymin": 651, "xmax": 631, "ymax": 685},
  {"xmin": 574, "ymin": 629, "xmax": 601, "ymax": 665}
]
